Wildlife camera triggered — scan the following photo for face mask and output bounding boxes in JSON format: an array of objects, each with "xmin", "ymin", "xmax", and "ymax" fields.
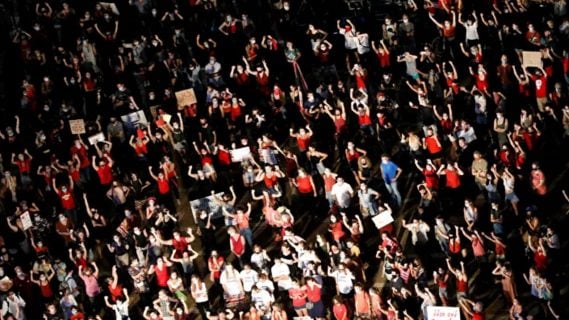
[{"xmin": 34, "ymin": 26, "xmax": 40, "ymax": 31}]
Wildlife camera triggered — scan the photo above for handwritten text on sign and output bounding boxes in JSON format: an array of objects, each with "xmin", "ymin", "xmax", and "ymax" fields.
[{"xmin": 427, "ymin": 306, "xmax": 461, "ymax": 320}]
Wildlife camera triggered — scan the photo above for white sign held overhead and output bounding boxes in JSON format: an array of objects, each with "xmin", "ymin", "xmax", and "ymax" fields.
[{"xmin": 427, "ymin": 306, "xmax": 461, "ymax": 320}]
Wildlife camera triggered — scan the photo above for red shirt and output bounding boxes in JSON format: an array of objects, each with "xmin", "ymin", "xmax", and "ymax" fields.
[
  {"xmin": 157, "ymin": 178, "xmax": 170, "ymax": 195},
  {"xmin": 305, "ymin": 284, "xmax": 321, "ymax": 302},
  {"xmin": 218, "ymin": 149, "xmax": 231, "ymax": 166},
  {"xmin": 70, "ymin": 145, "xmax": 90, "ymax": 169},
  {"xmin": 97, "ymin": 164, "xmax": 113, "ymax": 185},
  {"xmin": 425, "ymin": 136, "xmax": 442, "ymax": 154},
  {"xmin": 288, "ymin": 287, "xmax": 307, "ymax": 307},
  {"xmin": 446, "ymin": 170, "xmax": 461, "ymax": 189},
  {"xmin": 155, "ymin": 265, "xmax": 170, "ymax": 287},
  {"xmin": 263, "ymin": 174, "xmax": 278, "ymax": 189},
  {"xmin": 358, "ymin": 114, "xmax": 372, "ymax": 126},
  {"xmin": 296, "ymin": 176, "xmax": 313, "ymax": 194},
  {"xmin": 230, "ymin": 234, "xmax": 245, "ymax": 256},
  {"xmin": 531, "ymin": 75, "xmax": 548, "ymax": 98},
  {"xmin": 378, "ymin": 52, "xmax": 390, "ymax": 68},
  {"xmin": 14, "ymin": 158, "xmax": 31, "ymax": 173},
  {"xmin": 57, "ymin": 188, "xmax": 76, "ymax": 210},
  {"xmin": 424, "ymin": 168, "xmax": 439, "ymax": 190},
  {"xmin": 333, "ymin": 303, "xmax": 349, "ymax": 320},
  {"xmin": 297, "ymin": 136, "xmax": 310, "ymax": 151}
]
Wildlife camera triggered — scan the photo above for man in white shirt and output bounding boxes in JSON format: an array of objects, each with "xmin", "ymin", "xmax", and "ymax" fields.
[
  {"xmin": 328, "ymin": 263, "xmax": 355, "ymax": 296},
  {"xmin": 251, "ymin": 285, "xmax": 273, "ymax": 316},
  {"xmin": 271, "ymin": 258, "xmax": 292, "ymax": 292},
  {"xmin": 331, "ymin": 177, "xmax": 354, "ymax": 209},
  {"xmin": 1, "ymin": 291, "xmax": 26, "ymax": 320},
  {"xmin": 240, "ymin": 264, "xmax": 259, "ymax": 294}
]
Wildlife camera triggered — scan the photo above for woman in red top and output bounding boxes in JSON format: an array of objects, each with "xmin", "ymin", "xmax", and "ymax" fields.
[
  {"xmin": 207, "ymin": 251, "xmax": 224, "ymax": 282},
  {"xmin": 351, "ymin": 64, "xmax": 368, "ymax": 91},
  {"xmin": 429, "ymin": 11, "xmax": 457, "ymax": 58},
  {"xmin": 304, "ymin": 277, "xmax": 325, "ymax": 319},
  {"xmin": 30, "ymin": 266, "xmax": 56, "ymax": 302},
  {"xmin": 372, "ymin": 39, "xmax": 390, "ymax": 70},
  {"xmin": 293, "ymin": 168, "xmax": 317, "ymax": 197},
  {"xmin": 437, "ymin": 162, "xmax": 464, "ymax": 190},
  {"xmin": 288, "ymin": 279, "xmax": 308, "ymax": 317},
  {"xmin": 328, "ymin": 214, "xmax": 345, "ymax": 244},
  {"xmin": 289, "ymin": 125, "xmax": 313, "ymax": 153},
  {"xmin": 442, "ymin": 61, "xmax": 459, "ymax": 96},
  {"xmin": 149, "ymin": 256, "xmax": 173, "ymax": 288},
  {"xmin": 92, "ymin": 154, "xmax": 114, "ymax": 186},
  {"xmin": 228, "ymin": 226, "xmax": 246, "ymax": 262},
  {"xmin": 332, "ymin": 295, "xmax": 349, "ymax": 320},
  {"xmin": 129, "ymin": 134, "xmax": 149, "ymax": 161},
  {"xmin": 414, "ymin": 159, "xmax": 439, "ymax": 190},
  {"xmin": 255, "ymin": 165, "xmax": 284, "ymax": 192},
  {"xmin": 243, "ymin": 58, "xmax": 271, "ymax": 96},
  {"xmin": 423, "ymin": 127, "xmax": 443, "ymax": 160},
  {"xmin": 148, "ymin": 167, "xmax": 170, "ymax": 196},
  {"xmin": 106, "ymin": 266, "xmax": 124, "ymax": 302}
]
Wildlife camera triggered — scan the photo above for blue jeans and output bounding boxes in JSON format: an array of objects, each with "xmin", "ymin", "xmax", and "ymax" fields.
[
  {"xmin": 240, "ymin": 227, "xmax": 253, "ymax": 248},
  {"xmin": 385, "ymin": 180, "xmax": 402, "ymax": 206}
]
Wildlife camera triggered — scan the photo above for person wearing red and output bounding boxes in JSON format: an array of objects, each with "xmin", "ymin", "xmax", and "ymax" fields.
[
  {"xmin": 289, "ymin": 125, "xmax": 313, "ymax": 153},
  {"xmin": 527, "ymin": 66, "xmax": 549, "ymax": 112},
  {"xmin": 11, "ymin": 149, "xmax": 33, "ymax": 186},
  {"xmin": 288, "ymin": 279, "xmax": 308, "ymax": 317},
  {"xmin": 70, "ymin": 138, "xmax": 92, "ymax": 183},
  {"xmin": 207, "ymin": 250, "xmax": 225, "ymax": 283},
  {"xmin": 423, "ymin": 126, "xmax": 443, "ymax": 164},
  {"xmin": 293, "ymin": 168, "xmax": 317, "ymax": 198},
  {"xmin": 304, "ymin": 277, "xmax": 325, "ymax": 319},
  {"xmin": 156, "ymin": 228, "xmax": 195, "ymax": 258},
  {"xmin": 52, "ymin": 175, "xmax": 78, "ymax": 224},
  {"xmin": 332, "ymin": 295, "xmax": 349, "ymax": 320},
  {"xmin": 228, "ymin": 226, "xmax": 246, "ymax": 266},
  {"xmin": 148, "ymin": 166, "xmax": 174, "ymax": 210},
  {"xmin": 92, "ymin": 154, "xmax": 114, "ymax": 187},
  {"xmin": 148, "ymin": 256, "xmax": 173, "ymax": 288}
]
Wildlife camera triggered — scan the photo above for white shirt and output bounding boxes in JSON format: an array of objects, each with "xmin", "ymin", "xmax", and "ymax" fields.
[
  {"xmin": 331, "ymin": 182, "xmax": 354, "ymax": 208},
  {"xmin": 240, "ymin": 269, "xmax": 259, "ymax": 292},
  {"xmin": 464, "ymin": 22, "xmax": 479, "ymax": 41},
  {"xmin": 251, "ymin": 288, "xmax": 273, "ymax": 312},
  {"xmin": 271, "ymin": 263, "xmax": 292, "ymax": 290},
  {"xmin": 339, "ymin": 29, "xmax": 358, "ymax": 50}
]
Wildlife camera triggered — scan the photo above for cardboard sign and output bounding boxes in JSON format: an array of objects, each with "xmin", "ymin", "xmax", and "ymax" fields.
[
  {"xmin": 522, "ymin": 51, "xmax": 542, "ymax": 68},
  {"xmin": 427, "ymin": 306, "xmax": 461, "ymax": 320},
  {"xmin": 69, "ymin": 119, "xmax": 86, "ymax": 135},
  {"xmin": 149, "ymin": 105, "xmax": 161, "ymax": 120},
  {"xmin": 88, "ymin": 132, "xmax": 106, "ymax": 145},
  {"xmin": 230, "ymin": 147, "xmax": 252, "ymax": 163},
  {"xmin": 20, "ymin": 211, "xmax": 33, "ymax": 231},
  {"xmin": 372, "ymin": 211, "xmax": 394, "ymax": 230},
  {"xmin": 175, "ymin": 89, "xmax": 197, "ymax": 110}
]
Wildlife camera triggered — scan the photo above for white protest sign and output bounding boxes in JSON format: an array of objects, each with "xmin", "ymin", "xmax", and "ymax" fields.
[
  {"xmin": 230, "ymin": 147, "xmax": 252, "ymax": 163},
  {"xmin": 427, "ymin": 306, "xmax": 461, "ymax": 320},
  {"xmin": 20, "ymin": 211, "xmax": 33, "ymax": 231},
  {"xmin": 88, "ymin": 132, "xmax": 106, "ymax": 145},
  {"xmin": 372, "ymin": 211, "xmax": 394, "ymax": 230}
]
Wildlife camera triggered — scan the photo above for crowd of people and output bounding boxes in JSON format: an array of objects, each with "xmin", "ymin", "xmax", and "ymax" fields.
[{"xmin": 0, "ymin": 0, "xmax": 568, "ymax": 319}]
